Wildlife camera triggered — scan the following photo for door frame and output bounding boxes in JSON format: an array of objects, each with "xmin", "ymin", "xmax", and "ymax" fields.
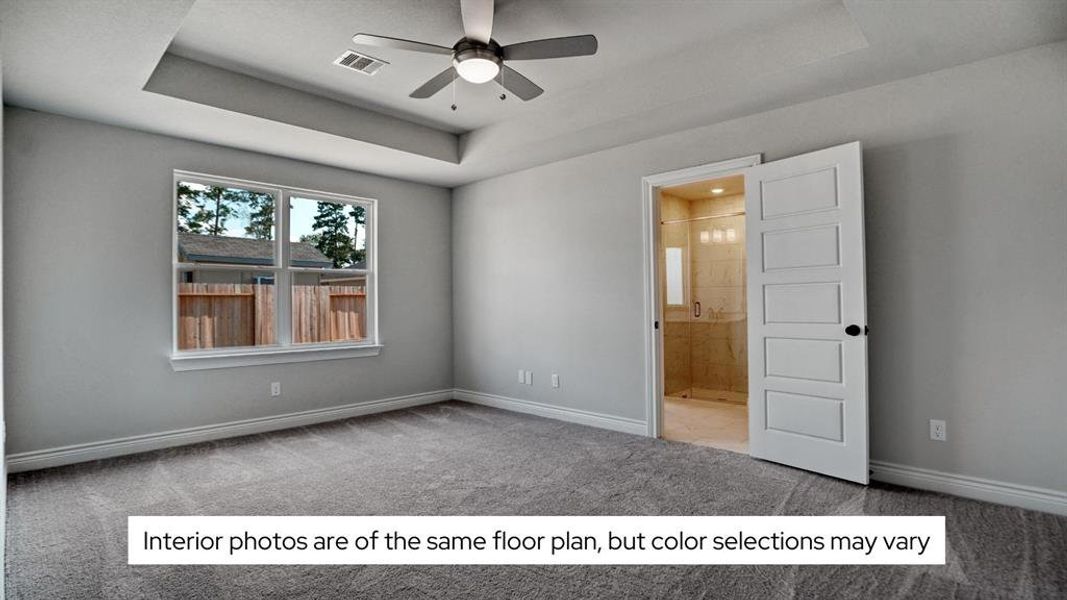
[{"xmin": 641, "ymin": 154, "xmax": 762, "ymax": 439}]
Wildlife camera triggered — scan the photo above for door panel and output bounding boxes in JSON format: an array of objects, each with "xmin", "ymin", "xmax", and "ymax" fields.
[
  {"xmin": 745, "ymin": 141, "xmax": 868, "ymax": 484},
  {"xmin": 761, "ymin": 167, "xmax": 839, "ymax": 217},
  {"xmin": 764, "ymin": 338, "xmax": 843, "ymax": 383},
  {"xmin": 762, "ymin": 225, "xmax": 841, "ymax": 271},
  {"xmin": 765, "ymin": 390, "xmax": 844, "ymax": 442},
  {"xmin": 764, "ymin": 283, "xmax": 841, "ymax": 324}
]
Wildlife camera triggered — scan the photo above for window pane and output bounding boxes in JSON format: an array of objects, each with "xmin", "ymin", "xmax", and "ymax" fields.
[
  {"xmin": 289, "ymin": 196, "xmax": 367, "ymax": 269},
  {"xmin": 292, "ymin": 274, "xmax": 368, "ymax": 344},
  {"xmin": 177, "ymin": 181, "xmax": 276, "ymax": 266},
  {"xmin": 665, "ymin": 247, "xmax": 684, "ymax": 305},
  {"xmin": 177, "ymin": 270, "xmax": 276, "ymax": 350}
]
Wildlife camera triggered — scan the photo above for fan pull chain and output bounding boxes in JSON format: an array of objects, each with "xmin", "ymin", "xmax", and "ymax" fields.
[
  {"xmin": 451, "ymin": 72, "xmax": 458, "ymax": 111},
  {"xmin": 499, "ymin": 68, "xmax": 506, "ymax": 101}
]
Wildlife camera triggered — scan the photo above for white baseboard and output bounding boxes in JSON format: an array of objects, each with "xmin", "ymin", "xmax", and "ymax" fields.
[
  {"xmin": 453, "ymin": 389, "xmax": 647, "ymax": 436},
  {"xmin": 870, "ymin": 460, "xmax": 1067, "ymax": 517},
  {"xmin": 9, "ymin": 388, "xmax": 1063, "ymax": 518},
  {"xmin": 6, "ymin": 389, "xmax": 453, "ymax": 473}
]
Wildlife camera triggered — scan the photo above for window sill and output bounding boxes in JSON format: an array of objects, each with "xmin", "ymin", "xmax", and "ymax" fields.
[{"xmin": 170, "ymin": 344, "xmax": 383, "ymax": 371}]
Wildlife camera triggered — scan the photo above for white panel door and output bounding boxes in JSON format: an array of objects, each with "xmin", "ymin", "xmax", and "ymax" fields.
[{"xmin": 745, "ymin": 141, "xmax": 868, "ymax": 484}]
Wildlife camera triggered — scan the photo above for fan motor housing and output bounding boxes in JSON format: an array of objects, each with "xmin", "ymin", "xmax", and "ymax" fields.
[{"xmin": 453, "ymin": 38, "xmax": 503, "ymax": 66}]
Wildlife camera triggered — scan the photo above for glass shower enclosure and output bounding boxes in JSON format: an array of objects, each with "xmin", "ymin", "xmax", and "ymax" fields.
[{"xmin": 660, "ymin": 195, "xmax": 748, "ymax": 405}]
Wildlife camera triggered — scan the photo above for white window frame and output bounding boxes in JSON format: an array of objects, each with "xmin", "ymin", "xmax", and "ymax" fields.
[{"xmin": 170, "ymin": 170, "xmax": 381, "ymax": 371}]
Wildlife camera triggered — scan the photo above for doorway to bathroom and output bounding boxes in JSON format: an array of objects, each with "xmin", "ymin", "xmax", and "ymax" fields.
[
  {"xmin": 658, "ymin": 172, "xmax": 750, "ymax": 453},
  {"xmin": 643, "ymin": 142, "xmax": 870, "ymax": 484}
]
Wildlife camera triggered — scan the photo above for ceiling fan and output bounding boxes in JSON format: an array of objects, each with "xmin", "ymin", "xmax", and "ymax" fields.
[{"xmin": 352, "ymin": 0, "xmax": 598, "ymax": 101}]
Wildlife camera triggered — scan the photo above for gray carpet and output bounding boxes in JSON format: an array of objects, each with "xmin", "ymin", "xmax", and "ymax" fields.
[{"xmin": 6, "ymin": 401, "xmax": 1066, "ymax": 599}]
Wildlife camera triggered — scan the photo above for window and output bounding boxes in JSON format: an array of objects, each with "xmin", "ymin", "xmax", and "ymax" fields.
[
  {"xmin": 665, "ymin": 247, "xmax": 685, "ymax": 305},
  {"xmin": 172, "ymin": 171, "xmax": 379, "ymax": 370}
]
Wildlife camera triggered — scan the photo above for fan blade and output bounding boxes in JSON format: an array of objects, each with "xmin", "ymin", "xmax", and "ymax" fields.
[
  {"xmin": 352, "ymin": 33, "xmax": 452, "ymax": 55},
  {"xmin": 460, "ymin": 0, "xmax": 494, "ymax": 44},
  {"xmin": 502, "ymin": 34, "xmax": 598, "ymax": 60},
  {"xmin": 499, "ymin": 66, "xmax": 543, "ymax": 101},
  {"xmin": 410, "ymin": 67, "xmax": 458, "ymax": 99}
]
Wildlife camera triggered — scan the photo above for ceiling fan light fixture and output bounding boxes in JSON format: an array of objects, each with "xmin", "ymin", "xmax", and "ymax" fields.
[
  {"xmin": 453, "ymin": 42, "xmax": 502, "ymax": 84},
  {"xmin": 455, "ymin": 56, "xmax": 500, "ymax": 83},
  {"xmin": 357, "ymin": 1, "xmax": 595, "ymax": 101}
]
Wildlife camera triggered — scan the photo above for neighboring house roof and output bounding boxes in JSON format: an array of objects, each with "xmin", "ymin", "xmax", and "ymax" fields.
[{"xmin": 177, "ymin": 233, "xmax": 334, "ymax": 268}]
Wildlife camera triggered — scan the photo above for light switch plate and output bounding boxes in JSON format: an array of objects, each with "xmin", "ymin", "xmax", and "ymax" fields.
[
  {"xmin": 524, "ymin": 370, "xmax": 533, "ymax": 385},
  {"xmin": 551, "ymin": 373, "xmax": 560, "ymax": 388},
  {"xmin": 518, "ymin": 369, "xmax": 526, "ymax": 384}
]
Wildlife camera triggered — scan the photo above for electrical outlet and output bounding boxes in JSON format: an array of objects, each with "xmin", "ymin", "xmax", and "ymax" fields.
[
  {"xmin": 929, "ymin": 419, "xmax": 946, "ymax": 442},
  {"xmin": 270, "ymin": 382, "xmax": 281, "ymax": 397},
  {"xmin": 524, "ymin": 370, "xmax": 533, "ymax": 385},
  {"xmin": 518, "ymin": 369, "xmax": 526, "ymax": 384},
  {"xmin": 551, "ymin": 373, "xmax": 560, "ymax": 388}
]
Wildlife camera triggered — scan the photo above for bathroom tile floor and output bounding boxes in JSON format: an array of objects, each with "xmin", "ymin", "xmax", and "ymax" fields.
[{"xmin": 663, "ymin": 395, "xmax": 748, "ymax": 453}]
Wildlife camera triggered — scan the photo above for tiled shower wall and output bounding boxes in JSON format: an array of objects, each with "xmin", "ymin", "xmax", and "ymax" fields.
[
  {"xmin": 689, "ymin": 195, "xmax": 747, "ymax": 398},
  {"xmin": 661, "ymin": 193, "xmax": 747, "ymax": 401}
]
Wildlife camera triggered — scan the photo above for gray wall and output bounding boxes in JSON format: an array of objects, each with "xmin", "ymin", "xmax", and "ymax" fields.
[
  {"xmin": 1, "ymin": 53, "xmax": 7, "ymax": 591},
  {"xmin": 4, "ymin": 108, "xmax": 452, "ymax": 454},
  {"xmin": 453, "ymin": 42, "xmax": 1067, "ymax": 492}
]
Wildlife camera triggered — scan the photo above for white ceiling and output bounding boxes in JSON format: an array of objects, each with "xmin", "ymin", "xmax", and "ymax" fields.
[
  {"xmin": 3, "ymin": 0, "xmax": 1065, "ymax": 187},
  {"xmin": 663, "ymin": 175, "xmax": 745, "ymax": 201},
  {"xmin": 169, "ymin": 0, "xmax": 828, "ymax": 133}
]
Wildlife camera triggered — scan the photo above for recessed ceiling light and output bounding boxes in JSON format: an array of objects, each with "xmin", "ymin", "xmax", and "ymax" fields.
[{"xmin": 711, "ymin": 188, "xmax": 725, "ymax": 195}]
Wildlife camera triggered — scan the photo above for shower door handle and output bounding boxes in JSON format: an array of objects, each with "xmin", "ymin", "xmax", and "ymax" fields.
[{"xmin": 693, "ymin": 301, "xmax": 701, "ymax": 318}]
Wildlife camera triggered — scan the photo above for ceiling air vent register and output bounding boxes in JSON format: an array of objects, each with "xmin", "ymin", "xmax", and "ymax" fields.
[{"xmin": 333, "ymin": 50, "xmax": 388, "ymax": 76}]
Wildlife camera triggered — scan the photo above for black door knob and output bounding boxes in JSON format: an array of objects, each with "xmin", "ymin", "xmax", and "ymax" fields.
[{"xmin": 845, "ymin": 324, "xmax": 862, "ymax": 336}]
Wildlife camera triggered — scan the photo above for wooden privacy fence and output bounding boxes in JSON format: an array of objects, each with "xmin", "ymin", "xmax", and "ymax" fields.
[
  {"xmin": 178, "ymin": 283, "xmax": 366, "ymax": 350},
  {"xmin": 291, "ymin": 285, "xmax": 365, "ymax": 344}
]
